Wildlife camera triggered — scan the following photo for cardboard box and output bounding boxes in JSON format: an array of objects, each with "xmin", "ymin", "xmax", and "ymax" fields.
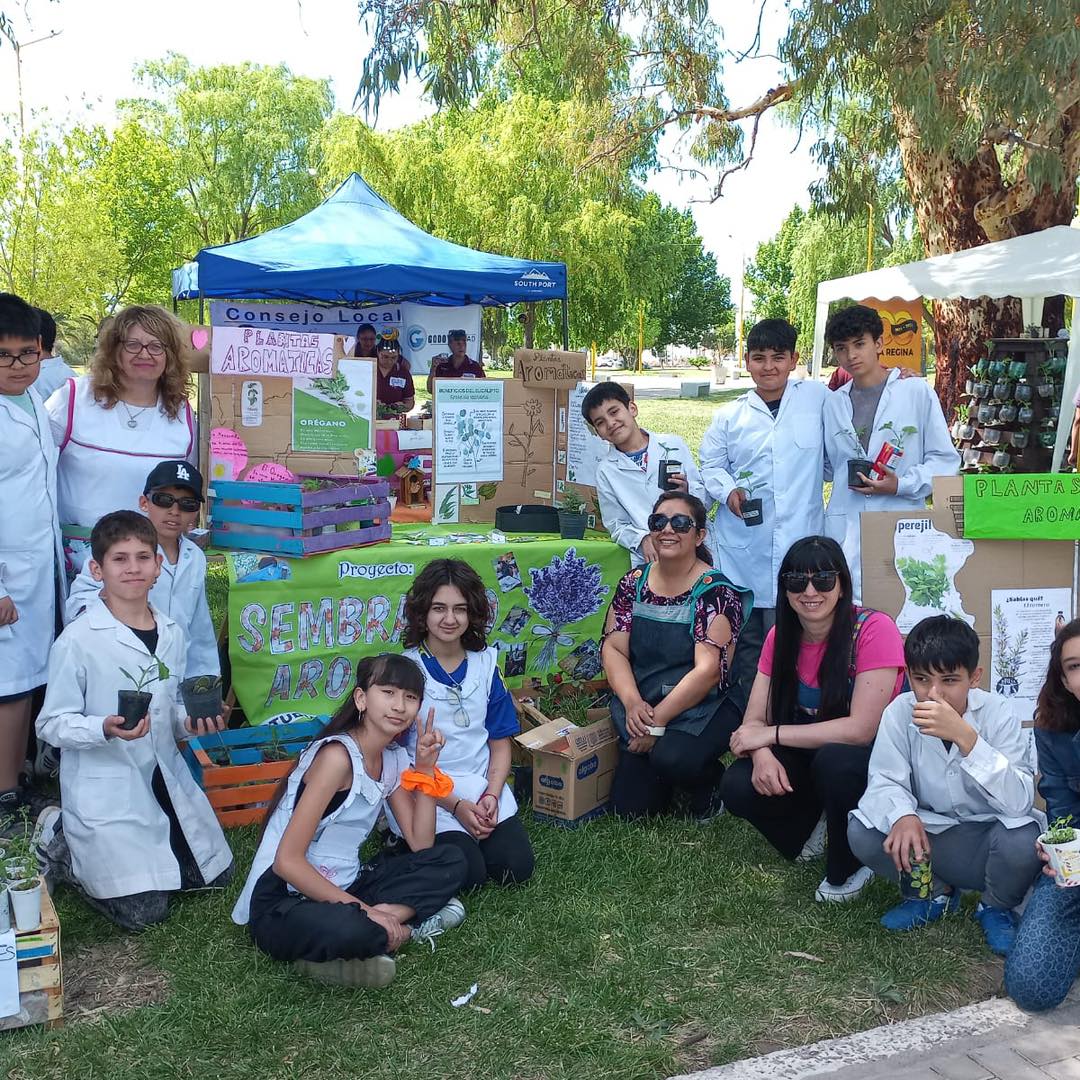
[
  {"xmin": 513, "ymin": 348, "xmax": 587, "ymax": 388},
  {"xmin": 861, "ymin": 476, "xmax": 1076, "ymax": 690},
  {"xmin": 513, "ymin": 707, "xmax": 618, "ymax": 825}
]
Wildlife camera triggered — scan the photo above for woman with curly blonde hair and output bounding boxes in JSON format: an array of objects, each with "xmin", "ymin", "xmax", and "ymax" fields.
[{"xmin": 45, "ymin": 305, "xmax": 197, "ymax": 574}]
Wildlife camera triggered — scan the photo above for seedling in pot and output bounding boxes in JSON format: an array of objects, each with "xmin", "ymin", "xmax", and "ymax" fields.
[
  {"xmin": 734, "ymin": 470, "xmax": 765, "ymax": 527},
  {"xmin": 557, "ymin": 488, "xmax": 589, "ymax": 540},
  {"xmin": 838, "ymin": 427, "xmax": 873, "ymax": 489},
  {"xmin": 118, "ymin": 657, "xmax": 170, "ymax": 731},
  {"xmin": 180, "ymin": 674, "xmax": 224, "ymax": 724},
  {"xmin": 1040, "ymin": 816, "xmax": 1080, "ymax": 888}
]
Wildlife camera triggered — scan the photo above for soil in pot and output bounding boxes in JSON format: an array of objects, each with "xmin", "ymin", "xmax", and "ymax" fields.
[
  {"xmin": 180, "ymin": 676, "xmax": 223, "ymax": 723},
  {"xmin": 117, "ymin": 690, "xmax": 153, "ymax": 731},
  {"xmin": 741, "ymin": 498, "xmax": 764, "ymax": 526},
  {"xmin": 558, "ymin": 511, "xmax": 588, "ymax": 540},
  {"xmin": 847, "ymin": 459, "xmax": 873, "ymax": 489},
  {"xmin": 10, "ymin": 877, "xmax": 41, "ymax": 931}
]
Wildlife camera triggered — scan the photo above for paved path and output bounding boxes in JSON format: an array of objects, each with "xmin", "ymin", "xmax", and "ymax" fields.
[{"xmin": 670, "ymin": 992, "xmax": 1080, "ymax": 1080}]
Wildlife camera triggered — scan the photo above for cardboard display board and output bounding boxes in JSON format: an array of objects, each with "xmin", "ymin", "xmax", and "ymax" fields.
[
  {"xmin": 513, "ymin": 348, "xmax": 587, "ymax": 388},
  {"xmin": 861, "ymin": 477, "xmax": 1076, "ymax": 693}
]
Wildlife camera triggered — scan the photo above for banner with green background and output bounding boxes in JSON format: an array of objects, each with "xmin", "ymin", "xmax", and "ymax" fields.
[
  {"xmin": 225, "ymin": 526, "xmax": 630, "ymax": 724},
  {"xmin": 963, "ymin": 474, "xmax": 1080, "ymax": 540}
]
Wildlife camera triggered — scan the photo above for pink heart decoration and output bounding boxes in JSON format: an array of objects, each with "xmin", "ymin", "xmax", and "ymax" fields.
[{"xmin": 191, "ymin": 328, "xmax": 210, "ymax": 351}]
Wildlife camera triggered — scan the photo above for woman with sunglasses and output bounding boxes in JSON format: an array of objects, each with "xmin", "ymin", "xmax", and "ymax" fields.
[
  {"xmin": 45, "ymin": 306, "xmax": 196, "ymax": 576},
  {"xmin": 374, "ymin": 333, "xmax": 415, "ymax": 415},
  {"xmin": 721, "ymin": 536, "xmax": 905, "ymax": 902},
  {"xmin": 602, "ymin": 492, "xmax": 749, "ymax": 821},
  {"xmin": 399, "ymin": 560, "xmax": 534, "ymax": 891}
]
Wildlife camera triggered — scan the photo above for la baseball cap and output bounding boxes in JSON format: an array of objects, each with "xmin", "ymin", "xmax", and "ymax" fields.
[{"xmin": 144, "ymin": 460, "xmax": 205, "ymax": 501}]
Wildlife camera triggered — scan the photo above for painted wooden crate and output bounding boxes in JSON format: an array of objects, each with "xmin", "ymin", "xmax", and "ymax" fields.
[
  {"xmin": 182, "ymin": 719, "xmax": 327, "ymax": 828},
  {"xmin": 208, "ymin": 474, "xmax": 392, "ymax": 556},
  {"xmin": 0, "ymin": 885, "xmax": 63, "ymax": 1032}
]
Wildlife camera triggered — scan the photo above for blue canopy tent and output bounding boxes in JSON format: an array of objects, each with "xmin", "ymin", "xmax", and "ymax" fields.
[{"xmin": 171, "ymin": 173, "xmax": 570, "ymax": 345}]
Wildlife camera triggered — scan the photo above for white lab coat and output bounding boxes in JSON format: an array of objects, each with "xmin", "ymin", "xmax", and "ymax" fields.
[
  {"xmin": 851, "ymin": 689, "xmax": 1038, "ymax": 835},
  {"xmin": 32, "ymin": 355, "xmax": 77, "ymax": 401},
  {"xmin": 36, "ymin": 598, "xmax": 232, "ymax": 899},
  {"xmin": 0, "ymin": 389, "xmax": 66, "ymax": 695},
  {"xmin": 700, "ymin": 378, "xmax": 827, "ymax": 608},
  {"xmin": 594, "ymin": 431, "xmax": 706, "ymax": 566},
  {"xmin": 65, "ymin": 534, "xmax": 219, "ymax": 679},
  {"xmin": 823, "ymin": 369, "xmax": 960, "ymax": 601}
]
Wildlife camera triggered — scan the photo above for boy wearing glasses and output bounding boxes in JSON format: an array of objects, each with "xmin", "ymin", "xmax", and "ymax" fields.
[
  {"xmin": 65, "ymin": 461, "xmax": 218, "ymax": 681},
  {"xmin": 0, "ymin": 293, "xmax": 65, "ymax": 813}
]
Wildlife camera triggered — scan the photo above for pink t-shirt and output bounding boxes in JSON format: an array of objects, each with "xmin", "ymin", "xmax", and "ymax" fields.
[{"xmin": 758, "ymin": 610, "xmax": 906, "ymax": 698}]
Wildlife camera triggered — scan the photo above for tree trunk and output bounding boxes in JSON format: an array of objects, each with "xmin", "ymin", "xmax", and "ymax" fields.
[{"xmin": 522, "ymin": 305, "xmax": 536, "ymax": 349}]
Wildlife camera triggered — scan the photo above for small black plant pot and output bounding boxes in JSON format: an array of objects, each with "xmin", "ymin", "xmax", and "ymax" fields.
[
  {"xmin": 558, "ymin": 511, "xmax": 588, "ymax": 540},
  {"xmin": 658, "ymin": 459, "xmax": 683, "ymax": 491},
  {"xmin": 180, "ymin": 676, "xmax": 223, "ymax": 723},
  {"xmin": 116, "ymin": 690, "xmax": 153, "ymax": 731},
  {"xmin": 847, "ymin": 459, "xmax": 873, "ymax": 489},
  {"xmin": 741, "ymin": 498, "xmax": 764, "ymax": 526}
]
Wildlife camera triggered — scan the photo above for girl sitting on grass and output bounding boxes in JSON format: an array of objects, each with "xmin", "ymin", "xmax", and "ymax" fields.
[
  {"xmin": 231, "ymin": 654, "xmax": 468, "ymax": 988},
  {"xmin": 401, "ymin": 559, "xmax": 535, "ymax": 891}
]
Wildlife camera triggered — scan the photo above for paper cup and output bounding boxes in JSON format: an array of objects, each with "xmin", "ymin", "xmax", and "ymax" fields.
[{"xmin": 1040, "ymin": 832, "xmax": 1080, "ymax": 888}]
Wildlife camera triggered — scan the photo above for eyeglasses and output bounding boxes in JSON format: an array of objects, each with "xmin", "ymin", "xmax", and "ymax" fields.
[
  {"xmin": 149, "ymin": 491, "xmax": 200, "ymax": 512},
  {"xmin": 446, "ymin": 684, "xmax": 470, "ymax": 728},
  {"xmin": 122, "ymin": 339, "xmax": 166, "ymax": 358},
  {"xmin": 0, "ymin": 349, "xmax": 41, "ymax": 368},
  {"xmin": 647, "ymin": 512, "xmax": 696, "ymax": 533},
  {"xmin": 781, "ymin": 570, "xmax": 840, "ymax": 594}
]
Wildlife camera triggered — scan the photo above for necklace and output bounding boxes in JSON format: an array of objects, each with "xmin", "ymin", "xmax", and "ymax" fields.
[{"xmin": 120, "ymin": 401, "xmax": 152, "ymax": 429}]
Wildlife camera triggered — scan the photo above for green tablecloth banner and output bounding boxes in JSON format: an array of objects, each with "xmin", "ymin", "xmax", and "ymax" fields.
[
  {"xmin": 225, "ymin": 526, "xmax": 630, "ymax": 724},
  {"xmin": 963, "ymin": 474, "xmax": 1080, "ymax": 540}
]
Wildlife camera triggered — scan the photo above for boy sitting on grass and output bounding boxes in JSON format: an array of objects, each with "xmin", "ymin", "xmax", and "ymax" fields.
[
  {"xmin": 35, "ymin": 510, "xmax": 233, "ymax": 931},
  {"xmin": 585, "ymin": 381, "xmax": 705, "ymax": 566},
  {"xmin": 848, "ymin": 615, "xmax": 1041, "ymax": 956}
]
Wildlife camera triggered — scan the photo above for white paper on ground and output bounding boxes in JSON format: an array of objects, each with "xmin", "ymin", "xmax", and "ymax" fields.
[{"xmin": 451, "ymin": 983, "xmax": 479, "ymax": 1007}]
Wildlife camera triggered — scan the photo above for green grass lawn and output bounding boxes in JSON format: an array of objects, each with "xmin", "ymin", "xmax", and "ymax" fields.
[{"xmin": 636, "ymin": 390, "xmax": 743, "ymax": 463}]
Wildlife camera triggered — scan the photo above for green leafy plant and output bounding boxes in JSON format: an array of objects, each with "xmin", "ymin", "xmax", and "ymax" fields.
[
  {"xmin": 896, "ymin": 554, "xmax": 949, "ymax": 609},
  {"xmin": 120, "ymin": 656, "xmax": 171, "ymax": 693},
  {"xmin": 836, "ymin": 426, "xmax": 867, "ymax": 456},
  {"xmin": 878, "ymin": 420, "xmax": 918, "ymax": 450},
  {"xmin": 735, "ymin": 469, "xmax": 764, "ymax": 498},
  {"xmin": 1043, "ymin": 815, "xmax": 1076, "ymax": 845},
  {"xmin": 1, "ymin": 807, "xmax": 37, "ymax": 878},
  {"xmin": 560, "ymin": 489, "xmax": 586, "ymax": 513},
  {"xmin": 992, "ymin": 604, "xmax": 1028, "ymax": 680},
  {"xmin": 309, "ymin": 370, "xmax": 356, "ymax": 416}
]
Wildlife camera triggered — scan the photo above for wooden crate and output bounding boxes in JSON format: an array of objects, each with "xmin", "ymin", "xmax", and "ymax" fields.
[
  {"xmin": 0, "ymin": 885, "xmax": 63, "ymax": 1032},
  {"xmin": 208, "ymin": 474, "xmax": 392, "ymax": 556},
  {"xmin": 182, "ymin": 719, "xmax": 327, "ymax": 828}
]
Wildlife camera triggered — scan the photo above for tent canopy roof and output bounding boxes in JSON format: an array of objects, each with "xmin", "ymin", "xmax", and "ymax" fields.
[
  {"xmin": 817, "ymin": 225, "xmax": 1080, "ymax": 304},
  {"xmin": 171, "ymin": 173, "xmax": 567, "ymax": 307}
]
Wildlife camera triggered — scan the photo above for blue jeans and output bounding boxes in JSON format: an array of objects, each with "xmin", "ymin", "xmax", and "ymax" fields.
[{"xmin": 1005, "ymin": 874, "xmax": 1080, "ymax": 1011}]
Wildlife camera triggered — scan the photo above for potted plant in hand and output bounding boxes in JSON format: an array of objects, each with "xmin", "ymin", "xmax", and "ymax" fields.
[
  {"xmin": 838, "ymin": 427, "xmax": 873, "ymax": 489},
  {"xmin": 1039, "ymin": 816, "xmax": 1080, "ymax": 887},
  {"xmin": 180, "ymin": 675, "xmax": 224, "ymax": 725},
  {"xmin": 557, "ymin": 489, "xmax": 589, "ymax": 540},
  {"xmin": 734, "ymin": 470, "xmax": 765, "ymax": 526},
  {"xmin": 118, "ymin": 657, "xmax": 171, "ymax": 731}
]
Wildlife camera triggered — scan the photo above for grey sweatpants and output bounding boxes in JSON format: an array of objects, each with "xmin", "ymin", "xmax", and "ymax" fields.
[{"xmin": 848, "ymin": 817, "xmax": 1042, "ymax": 911}]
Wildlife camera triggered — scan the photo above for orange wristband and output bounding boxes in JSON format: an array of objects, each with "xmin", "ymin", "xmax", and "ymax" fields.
[{"xmin": 400, "ymin": 766, "xmax": 454, "ymax": 799}]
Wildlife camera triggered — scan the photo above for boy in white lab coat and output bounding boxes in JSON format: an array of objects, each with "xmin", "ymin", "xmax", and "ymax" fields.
[
  {"xmin": 30, "ymin": 308, "xmax": 76, "ymax": 401},
  {"xmin": 585, "ymin": 382, "xmax": 705, "ymax": 566},
  {"xmin": 700, "ymin": 319, "xmax": 827, "ymax": 707},
  {"xmin": 823, "ymin": 305, "xmax": 959, "ymax": 601},
  {"xmin": 848, "ymin": 616, "xmax": 1041, "ymax": 957},
  {"xmin": 0, "ymin": 293, "xmax": 65, "ymax": 814},
  {"xmin": 35, "ymin": 510, "xmax": 233, "ymax": 931}
]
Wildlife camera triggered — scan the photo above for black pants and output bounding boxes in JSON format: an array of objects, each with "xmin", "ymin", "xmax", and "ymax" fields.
[
  {"xmin": 611, "ymin": 698, "xmax": 742, "ymax": 819},
  {"xmin": 727, "ymin": 607, "xmax": 775, "ymax": 715},
  {"xmin": 248, "ymin": 847, "xmax": 468, "ymax": 963},
  {"xmin": 720, "ymin": 742, "xmax": 873, "ymax": 884},
  {"xmin": 434, "ymin": 816, "xmax": 535, "ymax": 892}
]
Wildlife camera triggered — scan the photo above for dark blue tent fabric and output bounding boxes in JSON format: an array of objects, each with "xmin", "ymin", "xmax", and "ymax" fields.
[{"xmin": 171, "ymin": 174, "xmax": 566, "ymax": 306}]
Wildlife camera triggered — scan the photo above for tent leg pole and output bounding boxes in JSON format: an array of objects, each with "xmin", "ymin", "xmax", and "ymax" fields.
[
  {"xmin": 199, "ymin": 298, "xmax": 205, "ymax": 324},
  {"xmin": 561, "ymin": 298, "xmax": 569, "ymax": 350}
]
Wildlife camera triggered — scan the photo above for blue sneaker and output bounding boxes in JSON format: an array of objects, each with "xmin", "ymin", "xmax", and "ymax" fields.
[
  {"xmin": 974, "ymin": 903, "xmax": 1017, "ymax": 956},
  {"xmin": 880, "ymin": 892, "xmax": 960, "ymax": 931}
]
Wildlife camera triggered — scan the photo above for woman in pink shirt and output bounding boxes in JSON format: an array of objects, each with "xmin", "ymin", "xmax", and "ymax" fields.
[{"xmin": 721, "ymin": 536, "xmax": 905, "ymax": 903}]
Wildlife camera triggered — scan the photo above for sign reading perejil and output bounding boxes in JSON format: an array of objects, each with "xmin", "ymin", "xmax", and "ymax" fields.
[{"xmin": 211, "ymin": 325, "xmax": 336, "ymax": 378}]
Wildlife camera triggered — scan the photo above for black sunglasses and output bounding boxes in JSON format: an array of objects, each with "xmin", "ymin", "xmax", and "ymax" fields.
[
  {"xmin": 781, "ymin": 570, "xmax": 840, "ymax": 594},
  {"xmin": 647, "ymin": 512, "xmax": 696, "ymax": 534},
  {"xmin": 149, "ymin": 491, "xmax": 200, "ymax": 513}
]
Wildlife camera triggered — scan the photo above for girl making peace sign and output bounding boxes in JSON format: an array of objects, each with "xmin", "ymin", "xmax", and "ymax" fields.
[{"xmin": 232, "ymin": 654, "xmax": 469, "ymax": 988}]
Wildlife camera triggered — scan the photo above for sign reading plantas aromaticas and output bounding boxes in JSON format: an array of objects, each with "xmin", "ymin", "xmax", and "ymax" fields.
[{"xmin": 963, "ymin": 474, "xmax": 1080, "ymax": 540}]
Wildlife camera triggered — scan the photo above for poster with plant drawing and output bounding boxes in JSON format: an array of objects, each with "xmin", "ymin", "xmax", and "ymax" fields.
[
  {"xmin": 435, "ymin": 381, "xmax": 504, "ymax": 483},
  {"xmin": 893, "ymin": 521, "xmax": 975, "ymax": 631},
  {"xmin": 292, "ymin": 359, "xmax": 375, "ymax": 452}
]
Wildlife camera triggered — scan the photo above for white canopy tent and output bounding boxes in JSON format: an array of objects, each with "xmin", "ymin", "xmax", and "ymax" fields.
[{"xmin": 810, "ymin": 225, "xmax": 1080, "ymax": 471}]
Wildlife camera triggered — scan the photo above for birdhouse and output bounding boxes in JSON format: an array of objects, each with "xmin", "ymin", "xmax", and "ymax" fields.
[{"xmin": 395, "ymin": 465, "xmax": 426, "ymax": 507}]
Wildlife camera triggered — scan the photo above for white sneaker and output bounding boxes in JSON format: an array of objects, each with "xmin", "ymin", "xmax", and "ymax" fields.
[
  {"xmin": 412, "ymin": 897, "xmax": 466, "ymax": 949},
  {"xmin": 33, "ymin": 742, "xmax": 61, "ymax": 782},
  {"xmin": 797, "ymin": 814, "xmax": 828, "ymax": 862},
  {"xmin": 32, "ymin": 805, "xmax": 61, "ymax": 864},
  {"xmin": 814, "ymin": 865, "xmax": 874, "ymax": 903}
]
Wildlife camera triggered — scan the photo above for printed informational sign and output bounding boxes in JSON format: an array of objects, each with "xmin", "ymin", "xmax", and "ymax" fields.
[
  {"xmin": 990, "ymin": 588, "xmax": 1073, "ymax": 722},
  {"xmin": 292, "ymin": 358, "xmax": 375, "ymax": 453},
  {"xmin": 434, "ymin": 380, "xmax": 504, "ymax": 484},
  {"xmin": 566, "ymin": 383, "xmax": 606, "ymax": 487},
  {"xmin": 400, "ymin": 302, "xmax": 482, "ymax": 377},
  {"xmin": 859, "ymin": 297, "xmax": 922, "ymax": 372},
  {"xmin": 893, "ymin": 519, "xmax": 975, "ymax": 632},
  {"xmin": 964, "ymin": 474, "xmax": 1080, "ymax": 540},
  {"xmin": 210, "ymin": 325, "xmax": 335, "ymax": 378}
]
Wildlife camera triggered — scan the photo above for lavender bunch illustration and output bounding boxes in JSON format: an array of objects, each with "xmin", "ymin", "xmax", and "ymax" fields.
[{"xmin": 523, "ymin": 547, "xmax": 609, "ymax": 669}]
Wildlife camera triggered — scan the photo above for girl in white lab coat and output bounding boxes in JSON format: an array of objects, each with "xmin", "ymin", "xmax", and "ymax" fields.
[
  {"xmin": 0, "ymin": 293, "xmax": 66, "ymax": 812},
  {"xmin": 233, "ymin": 654, "xmax": 469, "ymax": 989},
  {"xmin": 401, "ymin": 559, "xmax": 535, "ymax": 891},
  {"xmin": 35, "ymin": 511, "xmax": 232, "ymax": 932}
]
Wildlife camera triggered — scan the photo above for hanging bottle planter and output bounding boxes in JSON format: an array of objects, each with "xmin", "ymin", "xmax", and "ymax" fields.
[
  {"xmin": 1011, "ymin": 429, "xmax": 1030, "ymax": 449},
  {"xmin": 998, "ymin": 403, "xmax": 1018, "ymax": 424},
  {"xmin": 992, "ymin": 448, "xmax": 1011, "ymax": 469},
  {"xmin": 977, "ymin": 402, "xmax": 996, "ymax": 424},
  {"xmin": 1015, "ymin": 381, "xmax": 1033, "ymax": 402},
  {"xmin": 1018, "ymin": 403, "xmax": 1034, "ymax": 425},
  {"xmin": 1008, "ymin": 359, "xmax": 1027, "ymax": 379}
]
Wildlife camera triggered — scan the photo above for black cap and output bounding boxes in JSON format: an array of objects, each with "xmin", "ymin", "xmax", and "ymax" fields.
[
  {"xmin": 144, "ymin": 460, "xmax": 204, "ymax": 501},
  {"xmin": 448, "ymin": 328, "xmax": 467, "ymax": 341}
]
